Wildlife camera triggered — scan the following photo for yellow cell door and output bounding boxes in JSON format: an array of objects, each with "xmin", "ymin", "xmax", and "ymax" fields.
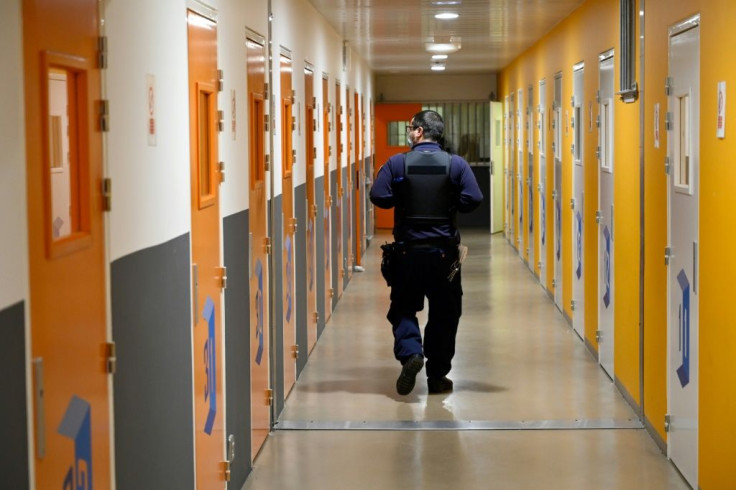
[
  {"xmin": 305, "ymin": 66, "xmax": 318, "ymax": 352},
  {"xmin": 280, "ymin": 52, "xmax": 297, "ymax": 396},
  {"xmin": 24, "ymin": 0, "xmax": 111, "ymax": 487},
  {"xmin": 187, "ymin": 10, "xmax": 226, "ymax": 488},
  {"xmin": 246, "ymin": 32, "xmax": 271, "ymax": 459}
]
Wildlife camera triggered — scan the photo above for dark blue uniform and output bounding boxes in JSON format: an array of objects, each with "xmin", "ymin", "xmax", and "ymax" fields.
[{"xmin": 370, "ymin": 141, "xmax": 483, "ymax": 380}]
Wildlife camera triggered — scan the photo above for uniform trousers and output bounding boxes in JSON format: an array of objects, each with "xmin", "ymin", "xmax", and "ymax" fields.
[{"xmin": 387, "ymin": 245, "xmax": 463, "ymax": 379}]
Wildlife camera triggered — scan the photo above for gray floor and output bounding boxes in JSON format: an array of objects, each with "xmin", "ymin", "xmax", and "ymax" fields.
[{"xmin": 243, "ymin": 231, "xmax": 689, "ymax": 489}]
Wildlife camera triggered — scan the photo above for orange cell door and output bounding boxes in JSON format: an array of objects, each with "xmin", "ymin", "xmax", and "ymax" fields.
[
  {"xmin": 24, "ymin": 0, "xmax": 111, "ymax": 487},
  {"xmin": 305, "ymin": 66, "xmax": 318, "ymax": 352},
  {"xmin": 322, "ymin": 76, "xmax": 333, "ymax": 321},
  {"xmin": 187, "ymin": 10, "xmax": 226, "ymax": 488},
  {"xmin": 345, "ymin": 87, "xmax": 353, "ymax": 281},
  {"xmin": 334, "ymin": 82, "xmax": 344, "ymax": 297},
  {"xmin": 374, "ymin": 103, "xmax": 423, "ymax": 229},
  {"xmin": 246, "ymin": 32, "xmax": 271, "ymax": 459},
  {"xmin": 280, "ymin": 52, "xmax": 297, "ymax": 396},
  {"xmin": 354, "ymin": 92, "xmax": 363, "ymax": 266}
]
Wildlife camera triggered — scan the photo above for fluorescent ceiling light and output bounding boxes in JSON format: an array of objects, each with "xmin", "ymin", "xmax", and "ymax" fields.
[
  {"xmin": 432, "ymin": 54, "xmax": 448, "ymax": 60},
  {"xmin": 425, "ymin": 36, "xmax": 461, "ymax": 53},
  {"xmin": 435, "ymin": 12, "xmax": 459, "ymax": 19},
  {"xmin": 432, "ymin": 1, "xmax": 461, "ymax": 5},
  {"xmin": 431, "ymin": 64, "xmax": 446, "ymax": 71}
]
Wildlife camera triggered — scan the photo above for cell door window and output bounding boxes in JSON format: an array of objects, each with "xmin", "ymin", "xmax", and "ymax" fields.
[
  {"xmin": 250, "ymin": 95, "xmax": 265, "ymax": 188},
  {"xmin": 675, "ymin": 94, "xmax": 691, "ymax": 191},
  {"xmin": 601, "ymin": 101, "xmax": 612, "ymax": 172},
  {"xmin": 197, "ymin": 86, "xmax": 217, "ymax": 208},
  {"xmin": 574, "ymin": 106, "xmax": 582, "ymax": 163}
]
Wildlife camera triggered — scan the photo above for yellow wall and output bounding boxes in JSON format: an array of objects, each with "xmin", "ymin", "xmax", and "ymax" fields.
[{"xmin": 502, "ymin": 0, "xmax": 736, "ymax": 486}]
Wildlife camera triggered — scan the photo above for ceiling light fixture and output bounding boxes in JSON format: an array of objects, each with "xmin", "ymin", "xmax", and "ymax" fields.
[
  {"xmin": 431, "ymin": 54, "xmax": 448, "ymax": 60},
  {"xmin": 434, "ymin": 12, "xmax": 459, "ymax": 20},
  {"xmin": 425, "ymin": 36, "xmax": 461, "ymax": 54},
  {"xmin": 431, "ymin": 64, "xmax": 446, "ymax": 71}
]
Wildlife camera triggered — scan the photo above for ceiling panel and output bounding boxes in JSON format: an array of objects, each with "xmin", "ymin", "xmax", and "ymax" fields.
[{"xmin": 308, "ymin": 0, "xmax": 585, "ymax": 74}]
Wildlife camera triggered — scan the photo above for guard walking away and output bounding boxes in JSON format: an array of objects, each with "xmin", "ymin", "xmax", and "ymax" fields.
[{"xmin": 369, "ymin": 110, "xmax": 483, "ymax": 395}]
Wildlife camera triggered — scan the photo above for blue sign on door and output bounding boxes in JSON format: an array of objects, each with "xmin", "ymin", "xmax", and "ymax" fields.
[
  {"xmin": 59, "ymin": 395, "xmax": 92, "ymax": 490},
  {"xmin": 255, "ymin": 259, "xmax": 265, "ymax": 365},
  {"xmin": 676, "ymin": 269, "xmax": 691, "ymax": 388},
  {"xmin": 575, "ymin": 210, "xmax": 582, "ymax": 279},
  {"xmin": 603, "ymin": 226, "xmax": 611, "ymax": 308},
  {"xmin": 203, "ymin": 297, "xmax": 217, "ymax": 435}
]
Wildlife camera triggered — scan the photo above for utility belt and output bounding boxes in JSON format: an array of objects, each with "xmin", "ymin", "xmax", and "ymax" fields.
[
  {"xmin": 400, "ymin": 237, "xmax": 456, "ymax": 251},
  {"xmin": 380, "ymin": 238, "xmax": 463, "ymax": 286}
]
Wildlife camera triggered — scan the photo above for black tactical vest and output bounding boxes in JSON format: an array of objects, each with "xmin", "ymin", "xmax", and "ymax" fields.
[{"xmin": 402, "ymin": 150, "xmax": 455, "ymax": 226}]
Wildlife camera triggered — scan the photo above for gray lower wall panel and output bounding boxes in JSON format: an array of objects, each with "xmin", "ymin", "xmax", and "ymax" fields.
[
  {"xmin": 0, "ymin": 301, "xmax": 29, "ymax": 490},
  {"xmin": 111, "ymin": 233, "xmax": 194, "ymax": 490},
  {"xmin": 223, "ymin": 210, "xmax": 253, "ymax": 487},
  {"xmin": 294, "ymin": 184, "xmax": 308, "ymax": 375},
  {"xmin": 315, "ymin": 177, "xmax": 326, "ymax": 338},
  {"xmin": 457, "ymin": 165, "xmax": 490, "ymax": 229}
]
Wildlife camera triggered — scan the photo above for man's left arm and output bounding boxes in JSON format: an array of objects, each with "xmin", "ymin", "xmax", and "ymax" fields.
[{"xmin": 453, "ymin": 157, "xmax": 484, "ymax": 212}]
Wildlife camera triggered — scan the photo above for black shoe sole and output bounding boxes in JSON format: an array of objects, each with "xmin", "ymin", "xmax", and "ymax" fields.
[{"xmin": 396, "ymin": 356, "xmax": 424, "ymax": 395}]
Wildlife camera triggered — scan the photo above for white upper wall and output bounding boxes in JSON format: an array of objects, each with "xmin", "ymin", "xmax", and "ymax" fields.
[
  {"xmin": 376, "ymin": 73, "xmax": 497, "ymax": 102},
  {"xmin": 0, "ymin": 0, "xmax": 28, "ymax": 309},
  {"xmin": 105, "ymin": 0, "xmax": 193, "ymax": 261}
]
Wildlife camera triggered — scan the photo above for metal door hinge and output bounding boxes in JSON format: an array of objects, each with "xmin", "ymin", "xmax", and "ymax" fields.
[
  {"xmin": 329, "ymin": 288, "xmax": 335, "ymax": 298},
  {"xmin": 596, "ymin": 146, "xmax": 601, "ymax": 160},
  {"xmin": 552, "ymin": 279, "xmax": 557, "ymax": 287},
  {"xmin": 570, "ymin": 198, "xmax": 575, "ymax": 210},
  {"xmin": 263, "ymin": 83, "xmax": 269, "ymax": 100},
  {"xmin": 292, "ymin": 344, "xmax": 299, "ymax": 360},
  {"xmin": 665, "ymin": 77, "xmax": 673, "ymax": 96},
  {"xmin": 596, "ymin": 90, "xmax": 601, "ymax": 104},
  {"xmin": 329, "ymin": 145, "xmax": 332, "ymax": 157},
  {"xmin": 217, "ymin": 266, "xmax": 227, "ymax": 290},
  {"xmin": 571, "ymin": 96, "xmax": 575, "ymax": 107},
  {"xmin": 97, "ymin": 36, "xmax": 108, "ymax": 69},
  {"xmin": 218, "ymin": 162, "xmax": 225, "ymax": 184},
  {"xmin": 664, "ymin": 246, "xmax": 673, "ymax": 266},
  {"xmin": 664, "ymin": 156, "xmax": 671, "ymax": 175},
  {"xmin": 313, "ymin": 312, "xmax": 319, "ymax": 324},
  {"xmin": 265, "ymin": 154, "xmax": 270, "ymax": 172},
  {"xmin": 571, "ymin": 143, "xmax": 575, "ymax": 154},
  {"xmin": 665, "ymin": 112, "xmax": 673, "ymax": 131},
  {"xmin": 266, "ymin": 389, "xmax": 273, "ymax": 406},
  {"xmin": 291, "ymin": 118, "xmax": 296, "ymax": 131},
  {"xmin": 292, "ymin": 149, "xmax": 297, "ymax": 164},
  {"xmin": 217, "ymin": 110, "xmax": 224, "ymax": 132},
  {"xmin": 222, "ymin": 460, "xmax": 231, "ymax": 482},
  {"xmin": 312, "ymin": 203, "xmax": 318, "ymax": 217},
  {"xmin": 102, "ymin": 178, "xmax": 112, "ymax": 211},
  {"xmin": 99, "ymin": 99, "xmax": 109, "ymax": 132},
  {"xmin": 537, "ymin": 261, "xmax": 542, "ymax": 270},
  {"xmin": 570, "ymin": 300, "xmax": 576, "ymax": 311},
  {"xmin": 288, "ymin": 217, "xmax": 298, "ymax": 234},
  {"xmin": 596, "ymin": 115, "xmax": 600, "ymax": 128},
  {"xmin": 264, "ymin": 114, "xmax": 269, "ymax": 131},
  {"xmin": 217, "ymin": 69, "xmax": 224, "ymax": 92},
  {"xmin": 264, "ymin": 237, "xmax": 272, "ymax": 255},
  {"xmin": 595, "ymin": 210, "xmax": 602, "ymax": 224},
  {"xmin": 664, "ymin": 414, "xmax": 672, "ymax": 432},
  {"xmin": 105, "ymin": 341, "xmax": 117, "ymax": 374},
  {"xmin": 596, "ymin": 330, "xmax": 602, "ymax": 343},
  {"xmin": 552, "ymin": 189, "xmax": 558, "ymax": 200}
]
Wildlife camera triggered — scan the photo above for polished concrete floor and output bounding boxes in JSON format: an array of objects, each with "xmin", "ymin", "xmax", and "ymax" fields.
[{"xmin": 242, "ymin": 230, "xmax": 689, "ymax": 489}]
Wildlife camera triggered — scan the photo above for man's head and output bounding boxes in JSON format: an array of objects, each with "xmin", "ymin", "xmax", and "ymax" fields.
[{"xmin": 408, "ymin": 110, "xmax": 444, "ymax": 145}]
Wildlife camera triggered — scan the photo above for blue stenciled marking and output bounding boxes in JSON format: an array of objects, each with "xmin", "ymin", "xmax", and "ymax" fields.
[
  {"xmin": 203, "ymin": 297, "xmax": 216, "ymax": 435},
  {"xmin": 541, "ymin": 192, "xmax": 545, "ymax": 245},
  {"xmin": 603, "ymin": 226, "xmax": 611, "ymax": 308},
  {"xmin": 285, "ymin": 235, "xmax": 293, "ymax": 323},
  {"xmin": 255, "ymin": 259, "xmax": 264, "ymax": 365},
  {"xmin": 529, "ymin": 184, "xmax": 533, "ymax": 232},
  {"xmin": 58, "ymin": 395, "xmax": 92, "ymax": 490},
  {"xmin": 676, "ymin": 269, "xmax": 690, "ymax": 387},
  {"xmin": 575, "ymin": 210, "xmax": 582, "ymax": 279},
  {"xmin": 555, "ymin": 199, "xmax": 561, "ymax": 261}
]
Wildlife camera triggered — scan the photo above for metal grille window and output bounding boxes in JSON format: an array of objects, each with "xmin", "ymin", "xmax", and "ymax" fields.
[
  {"xmin": 387, "ymin": 121, "xmax": 411, "ymax": 147},
  {"xmin": 423, "ymin": 102, "xmax": 490, "ymax": 164}
]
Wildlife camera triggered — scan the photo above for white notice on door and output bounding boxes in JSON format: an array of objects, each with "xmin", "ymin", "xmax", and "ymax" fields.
[
  {"xmin": 717, "ymin": 81, "xmax": 726, "ymax": 139},
  {"xmin": 147, "ymin": 74, "xmax": 156, "ymax": 146}
]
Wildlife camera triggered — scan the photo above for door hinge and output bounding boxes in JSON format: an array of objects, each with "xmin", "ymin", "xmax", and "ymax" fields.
[
  {"xmin": 665, "ymin": 111, "xmax": 673, "ymax": 131},
  {"xmin": 665, "ymin": 77, "xmax": 673, "ymax": 96},
  {"xmin": 571, "ymin": 143, "xmax": 575, "ymax": 155},
  {"xmin": 552, "ymin": 279, "xmax": 556, "ymax": 287},
  {"xmin": 595, "ymin": 210, "xmax": 602, "ymax": 224},
  {"xmin": 217, "ymin": 69, "xmax": 224, "ymax": 92},
  {"xmin": 266, "ymin": 388, "xmax": 274, "ymax": 406},
  {"xmin": 570, "ymin": 198, "xmax": 575, "ymax": 210},
  {"xmin": 216, "ymin": 266, "xmax": 227, "ymax": 290},
  {"xmin": 596, "ymin": 115, "xmax": 600, "ymax": 128},
  {"xmin": 292, "ymin": 149, "xmax": 297, "ymax": 164},
  {"xmin": 223, "ymin": 434, "xmax": 235, "ymax": 481},
  {"xmin": 570, "ymin": 300, "xmax": 576, "ymax": 311},
  {"xmin": 596, "ymin": 90, "xmax": 601, "ymax": 104},
  {"xmin": 97, "ymin": 36, "xmax": 108, "ymax": 69},
  {"xmin": 263, "ymin": 83, "xmax": 269, "ymax": 100},
  {"xmin": 265, "ymin": 154, "xmax": 270, "ymax": 172},
  {"xmin": 264, "ymin": 114, "xmax": 269, "ymax": 132},
  {"xmin": 312, "ymin": 203, "xmax": 318, "ymax": 217},
  {"xmin": 537, "ymin": 261, "xmax": 542, "ymax": 270},
  {"xmin": 292, "ymin": 344, "xmax": 299, "ymax": 360},
  {"xmin": 288, "ymin": 217, "xmax": 298, "ymax": 234},
  {"xmin": 664, "ymin": 246, "xmax": 673, "ymax": 266},
  {"xmin": 596, "ymin": 330, "xmax": 602, "ymax": 343},
  {"xmin": 264, "ymin": 237, "xmax": 272, "ymax": 255},
  {"xmin": 552, "ymin": 189, "xmax": 558, "ymax": 200},
  {"xmin": 571, "ymin": 96, "xmax": 575, "ymax": 107},
  {"xmin": 313, "ymin": 312, "xmax": 319, "ymax": 324},
  {"xmin": 596, "ymin": 146, "xmax": 601, "ymax": 160},
  {"xmin": 329, "ymin": 288, "xmax": 335, "ymax": 298},
  {"xmin": 217, "ymin": 110, "xmax": 225, "ymax": 132},
  {"xmin": 664, "ymin": 414, "xmax": 672, "ymax": 432},
  {"xmin": 291, "ymin": 118, "xmax": 296, "ymax": 131},
  {"xmin": 222, "ymin": 460, "xmax": 231, "ymax": 482},
  {"xmin": 99, "ymin": 99, "xmax": 110, "ymax": 132},
  {"xmin": 105, "ymin": 341, "xmax": 117, "ymax": 374},
  {"xmin": 664, "ymin": 156, "xmax": 671, "ymax": 175},
  {"xmin": 329, "ymin": 145, "xmax": 332, "ymax": 157},
  {"xmin": 218, "ymin": 162, "xmax": 225, "ymax": 184},
  {"xmin": 102, "ymin": 178, "xmax": 112, "ymax": 211}
]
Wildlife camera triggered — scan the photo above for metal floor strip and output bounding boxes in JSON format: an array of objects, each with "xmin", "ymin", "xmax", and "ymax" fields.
[{"xmin": 275, "ymin": 418, "xmax": 644, "ymax": 431}]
